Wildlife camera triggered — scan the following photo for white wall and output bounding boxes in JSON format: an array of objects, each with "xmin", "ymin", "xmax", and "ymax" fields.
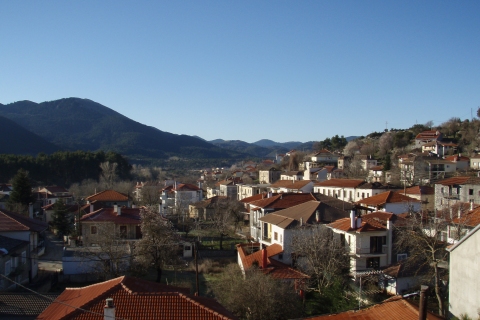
[{"xmin": 449, "ymin": 229, "xmax": 480, "ymax": 319}]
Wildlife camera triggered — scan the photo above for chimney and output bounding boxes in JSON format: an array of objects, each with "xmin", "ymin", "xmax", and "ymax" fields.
[
  {"xmin": 90, "ymin": 203, "xmax": 94, "ymax": 213},
  {"xmin": 104, "ymin": 298, "xmax": 115, "ymax": 320},
  {"xmin": 356, "ymin": 217, "xmax": 362, "ymax": 229},
  {"xmin": 350, "ymin": 210, "xmax": 356, "ymax": 229},
  {"xmin": 261, "ymin": 248, "xmax": 267, "ymax": 269},
  {"xmin": 471, "ymin": 200, "xmax": 474, "ymax": 211},
  {"xmin": 117, "ymin": 206, "xmax": 122, "ymax": 216},
  {"xmin": 114, "ymin": 204, "xmax": 118, "ymax": 213},
  {"xmin": 300, "ymin": 217, "xmax": 303, "ymax": 226},
  {"xmin": 28, "ymin": 203, "xmax": 34, "ymax": 219},
  {"xmin": 315, "ymin": 210, "xmax": 320, "ymax": 223},
  {"xmin": 418, "ymin": 285, "xmax": 429, "ymax": 320}
]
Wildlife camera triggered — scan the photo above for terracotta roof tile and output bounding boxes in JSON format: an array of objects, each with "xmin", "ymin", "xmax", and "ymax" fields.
[
  {"xmin": 308, "ymin": 295, "xmax": 443, "ymax": 319},
  {"xmin": 85, "ymin": 190, "xmax": 129, "ymax": 202},
  {"xmin": 314, "ymin": 179, "xmax": 365, "ymax": 188},
  {"xmin": 452, "ymin": 206, "xmax": 480, "ymax": 227},
  {"xmin": 247, "ymin": 193, "xmax": 316, "ymax": 210},
  {"xmin": 437, "ymin": 176, "xmax": 480, "ymax": 186},
  {"xmin": 80, "ymin": 207, "xmax": 141, "ymax": 225},
  {"xmin": 38, "ymin": 276, "xmax": 235, "ymax": 320},
  {"xmin": 327, "ymin": 217, "xmax": 386, "ymax": 233},
  {"xmin": 236, "ymin": 243, "xmax": 309, "ymax": 280},
  {"xmin": 356, "ymin": 191, "xmax": 419, "ymax": 207},
  {"xmin": 174, "ymin": 183, "xmax": 200, "ymax": 191},
  {"xmin": 0, "ymin": 293, "xmax": 59, "ymax": 317},
  {"xmin": 0, "ymin": 210, "xmax": 48, "ymax": 233},
  {"xmin": 270, "ymin": 180, "xmax": 312, "ymax": 189},
  {"xmin": 398, "ymin": 186, "xmax": 434, "ymax": 195}
]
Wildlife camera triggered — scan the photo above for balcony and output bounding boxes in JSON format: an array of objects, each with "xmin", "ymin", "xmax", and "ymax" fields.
[
  {"xmin": 351, "ymin": 246, "xmax": 387, "ymax": 255},
  {"xmin": 262, "ymin": 236, "xmax": 271, "ymax": 243},
  {"xmin": 442, "ymin": 192, "xmax": 459, "ymax": 200}
]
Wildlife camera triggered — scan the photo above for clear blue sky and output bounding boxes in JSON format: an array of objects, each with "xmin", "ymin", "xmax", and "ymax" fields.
[{"xmin": 1, "ymin": 1, "xmax": 479, "ymax": 143}]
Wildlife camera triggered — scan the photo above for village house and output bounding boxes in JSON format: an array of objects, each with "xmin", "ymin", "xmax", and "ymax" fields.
[
  {"xmin": 356, "ymin": 191, "xmax": 421, "ymax": 215},
  {"xmin": 422, "ymin": 140, "xmax": 457, "ymax": 157},
  {"xmin": 0, "ymin": 235, "xmax": 30, "ymax": 290},
  {"xmin": 160, "ymin": 182, "xmax": 203, "ymax": 215},
  {"xmin": 310, "ymin": 149, "xmax": 339, "ymax": 164},
  {"xmin": 280, "ymin": 171, "xmax": 304, "ymax": 181},
  {"xmin": 236, "ymin": 184, "xmax": 269, "ymax": 201},
  {"xmin": 268, "ymin": 179, "xmax": 313, "ymax": 194},
  {"xmin": 244, "ymin": 193, "xmax": 318, "ymax": 242},
  {"xmin": 469, "ymin": 154, "xmax": 480, "ymax": 170},
  {"xmin": 397, "ymin": 185, "xmax": 435, "ymax": 211},
  {"xmin": 0, "ymin": 209, "xmax": 48, "ymax": 280},
  {"xmin": 447, "ymin": 223, "xmax": 480, "ymax": 320},
  {"xmin": 258, "ymin": 200, "xmax": 350, "ymax": 264},
  {"xmin": 188, "ymin": 196, "xmax": 227, "ymax": 220},
  {"xmin": 444, "ymin": 154, "xmax": 470, "ymax": 171},
  {"xmin": 85, "ymin": 190, "xmax": 131, "ymax": 208},
  {"xmin": 414, "ymin": 130, "xmax": 443, "ymax": 148},
  {"xmin": 434, "ymin": 176, "xmax": 480, "ymax": 211},
  {"xmin": 258, "ymin": 167, "xmax": 281, "ymax": 184},
  {"xmin": 37, "ymin": 276, "xmax": 235, "ymax": 320},
  {"xmin": 313, "ymin": 179, "xmax": 365, "ymax": 202}
]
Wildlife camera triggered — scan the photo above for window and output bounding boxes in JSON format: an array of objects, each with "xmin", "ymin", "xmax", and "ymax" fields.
[
  {"xmin": 280, "ymin": 234, "xmax": 283, "ymax": 243},
  {"xmin": 5, "ymin": 260, "xmax": 11, "ymax": 276},
  {"xmin": 278, "ymin": 253, "xmax": 283, "ymax": 260},
  {"xmin": 370, "ymin": 236, "xmax": 386, "ymax": 254},
  {"xmin": 91, "ymin": 226, "xmax": 97, "ymax": 234},
  {"xmin": 340, "ymin": 234, "xmax": 345, "ymax": 247},
  {"xmin": 366, "ymin": 257, "xmax": 380, "ymax": 268},
  {"xmin": 184, "ymin": 246, "xmax": 191, "ymax": 251},
  {"xmin": 120, "ymin": 226, "xmax": 127, "ymax": 238},
  {"xmin": 470, "ymin": 189, "xmax": 474, "ymax": 196},
  {"xmin": 274, "ymin": 232, "xmax": 278, "ymax": 241},
  {"xmin": 397, "ymin": 253, "xmax": 407, "ymax": 261}
]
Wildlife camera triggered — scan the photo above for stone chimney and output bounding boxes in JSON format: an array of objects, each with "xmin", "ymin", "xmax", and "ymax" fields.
[
  {"xmin": 418, "ymin": 286, "xmax": 429, "ymax": 320},
  {"xmin": 104, "ymin": 298, "xmax": 115, "ymax": 320}
]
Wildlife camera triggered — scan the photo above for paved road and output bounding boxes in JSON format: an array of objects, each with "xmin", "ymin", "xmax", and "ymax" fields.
[{"xmin": 38, "ymin": 231, "xmax": 64, "ymax": 272}]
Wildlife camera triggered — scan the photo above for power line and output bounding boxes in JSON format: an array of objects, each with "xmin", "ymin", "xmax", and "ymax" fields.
[{"xmin": 0, "ymin": 274, "xmax": 128, "ymax": 320}]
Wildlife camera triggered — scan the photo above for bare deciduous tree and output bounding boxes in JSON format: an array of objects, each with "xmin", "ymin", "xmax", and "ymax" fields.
[
  {"xmin": 100, "ymin": 162, "xmax": 118, "ymax": 189},
  {"xmin": 210, "ymin": 198, "xmax": 243, "ymax": 249},
  {"xmin": 378, "ymin": 132, "xmax": 394, "ymax": 157},
  {"xmin": 291, "ymin": 225, "xmax": 350, "ymax": 294},
  {"xmin": 134, "ymin": 207, "xmax": 180, "ymax": 282},
  {"xmin": 209, "ymin": 264, "xmax": 303, "ymax": 320},
  {"xmin": 395, "ymin": 210, "xmax": 449, "ymax": 316}
]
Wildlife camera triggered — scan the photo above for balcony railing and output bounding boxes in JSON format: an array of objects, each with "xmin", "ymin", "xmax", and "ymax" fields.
[
  {"xmin": 352, "ymin": 247, "xmax": 387, "ymax": 255},
  {"xmin": 262, "ymin": 236, "xmax": 271, "ymax": 243},
  {"xmin": 442, "ymin": 192, "xmax": 459, "ymax": 199}
]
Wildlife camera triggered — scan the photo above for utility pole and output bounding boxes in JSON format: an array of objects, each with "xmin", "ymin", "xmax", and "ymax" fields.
[{"xmin": 194, "ymin": 241, "xmax": 200, "ymax": 295}]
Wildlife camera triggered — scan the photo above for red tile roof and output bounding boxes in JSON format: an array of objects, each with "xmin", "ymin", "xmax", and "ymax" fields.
[
  {"xmin": 80, "ymin": 207, "xmax": 141, "ymax": 225},
  {"xmin": 415, "ymin": 130, "xmax": 442, "ymax": 141},
  {"xmin": 85, "ymin": 190, "xmax": 129, "ymax": 202},
  {"xmin": 247, "ymin": 193, "xmax": 316, "ymax": 210},
  {"xmin": 174, "ymin": 183, "xmax": 200, "ymax": 191},
  {"xmin": 236, "ymin": 243, "xmax": 309, "ymax": 280},
  {"xmin": 452, "ymin": 206, "xmax": 480, "ymax": 227},
  {"xmin": 308, "ymin": 295, "xmax": 443, "ymax": 319},
  {"xmin": 398, "ymin": 185, "xmax": 434, "ymax": 195},
  {"xmin": 314, "ymin": 179, "xmax": 365, "ymax": 188},
  {"xmin": 444, "ymin": 154, "xmax": 470, "ymax": 162},
  {"xmin": 0, "ymin": 210, "xmax": 48, "ymax": 233},
  {"xmin": 270, "ymin": 180, "xmax": 312, "ymax": 190},
  {"xmin": 327, "ymin": 217, "xmax": 386, "ymax": 233},
  {"xmin": 437, "ymin": 176, "xmax": 480, "ymax": 186},
  {"xmin": 356, "ymin": 191, "xmax": 419, "ymax": 207},
  {"xmin": 37, "ymin": 276, "xmax": 235, "ymax": 320}
]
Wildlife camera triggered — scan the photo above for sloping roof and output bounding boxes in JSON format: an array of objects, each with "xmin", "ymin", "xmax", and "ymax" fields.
[
  {"xmin": 447, "ymin": 223, "xmax": 480, "ymax": 253},
  {"xmin": 247, "ymin": 193, "xmax": 316, "ymax": 210},
  {"xmin": 362, "ymin": 211, "xmax": 406, "ymax": 227},
  {"xmin": 174, "ymin": 183, "xmax": 200, "ymax": 191},
  {"xmin": 314, "ymin": 179, "xmax": 365, "ymax": 188},
  {"xmin": 85, "ymin": 190, "xmax": 129, "ymax": 202},
  {"xmin": 311, "ymin": 193, "xmax": 354, "ymax": 212},
  {"xmin": 415, "ymin": 130, "xmax": 441, "ymax": 141},
  {"xmin": 356, "ymin": 191, "xmax": 419, "ymax": 207},
  {"xmin": 444, "ymin": 154, "xmax": 470, "ymax": 162},
  {"xmin": 399, "ymin": 186, "xmax": 435, "ymax": 196},
  {"xmin": 327, "ymin": 217, "xmax": 386, "ymax": 233},
  {"xmin": 437, "ymin": 176, "xmax": 480, "ymax": 186},
  {"xmin": 40, "ymin": 186, "xmax": 69, "ymax": 194},
  {"xmin": 269, "ymin": 180, "xmax": 312, "ymax": 190},
  {"xmin": 259, "ymin": 201, "xmax": 323, "ymax": 229},
  {"xmin": 307, "ymin": 295, "xmax": 443, "ymax": 319},
  {"xmin": 236, "ymin": 243, "xmax": 309, "ymax": 280},
  {"xmin": 190, "ymin": 196, "xmax": 228, "ymax": 209},
  {"xmin": 452, "ymin": 206, "xmax": 480, "ymax": 227},
  {"xmin": 0, "ymin": 210, "xmax": 48, "ymax": 233},
  {"xmin": 79, "ymin": 207, "xmax": 141, "ymax": 225},
  {"xmin": 0, "ymin": 234, "xmax": 29, "ymax": 253},
  {"xmin": 37, "ymin": 276, "xmax": 235, "ymax": 320},
  {"xmin": 0, "ymin": 293, "xmax": 59, "ymax": 318}
]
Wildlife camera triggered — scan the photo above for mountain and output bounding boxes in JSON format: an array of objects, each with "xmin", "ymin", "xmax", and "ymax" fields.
[
  {"xmin": 253, "ymin": 139, "xmax": 303, "ymax": 150},
  {"xmin": 0, "ymin": 98, "xmax": 244, "ymax": 160},
  {"xmin": 0, "ymin": 114, "xmax": 59, "ymax": 155},
  {"xmin": 209, "ymin": 139, "xmax": 288, "ymax": 158}
]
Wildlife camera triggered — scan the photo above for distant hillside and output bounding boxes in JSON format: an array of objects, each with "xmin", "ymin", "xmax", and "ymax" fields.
[
  {"xmin": 253, "ymin": 139, "xmax": 302, "ymax": 150},
  {"xmin": 0, "ymin": 114, "xmax": 59, "ymax": 155},
  {"xmin": 0, "ymin": 98, "xmax": 244, "ymax": 161},
  {"xmin": 209, "ymin": 139, "xmax": 288, "ymax": 158}
]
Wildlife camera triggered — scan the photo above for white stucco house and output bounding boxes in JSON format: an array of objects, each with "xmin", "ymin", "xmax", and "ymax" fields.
[{"xmin": 447, "ymin": 224, "xmax": 480, "ymax": 319}]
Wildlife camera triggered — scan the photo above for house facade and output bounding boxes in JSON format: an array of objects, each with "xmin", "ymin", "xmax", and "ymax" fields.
[
  {"xmin": 434, "ymin": 176, "xmax": 480, "ymax": 211},
  {"xmin": 0, "ymin": 235, "xmax": 30, "ymax": 290}
]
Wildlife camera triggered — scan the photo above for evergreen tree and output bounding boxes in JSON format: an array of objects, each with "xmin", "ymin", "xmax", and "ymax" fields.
[
  {"xmin": 7, "ymin": 169, "xmax": 34, "ymax": 213},
  {"xmin": 52, "ymin": 199, "xmax": 72, "ymax": 237}
]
